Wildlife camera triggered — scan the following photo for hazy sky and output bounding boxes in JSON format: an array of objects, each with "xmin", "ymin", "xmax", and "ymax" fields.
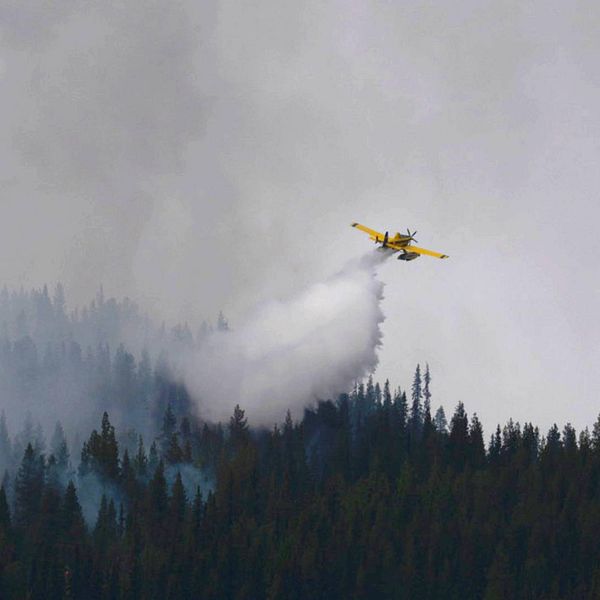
[{"xmin": 1, "ymin": 0, "xmax": 599, "ymax": 433}]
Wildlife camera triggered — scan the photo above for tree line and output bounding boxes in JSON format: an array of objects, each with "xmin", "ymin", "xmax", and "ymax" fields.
[
  {"xmin": 1, "ymin": 364, "xmax": 600, "ymax": 599},
  {"xmin": 0, "ymin": 283, "xmax": 228, "ymax": 451}
]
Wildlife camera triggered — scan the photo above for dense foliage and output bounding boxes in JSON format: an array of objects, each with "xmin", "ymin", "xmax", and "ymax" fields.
[
  {"xmin": 0, "ymin": 284, "xmax": 226, "ymax": 454},
  {"xmin": 1, "ymin": 286, "xmax": 598, "ymax": 598},
  {"xmin": 1, "ymin": 368, "xmax": 600, "ymax": 599}
]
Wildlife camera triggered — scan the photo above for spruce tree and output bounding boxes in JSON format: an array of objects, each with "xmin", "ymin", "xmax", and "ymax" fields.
[
  {"xmin": 165, "ymin": 433, "xmax": 183, "ymax": 464},
  {"xmin": 433, "ymin": 406, "xmax": 448, "ymax": 433},
  {"xmin": 62, "ymin": 480, "xmax": 85, "ymax": 537},
  {"xmin": 0, "ymin": 411, "xmax": 11, "ymax": 472},
  {"xmin": 169, "ymin": 472, "xmax": 187, "ymax": 527},
  {"xmin": 468, "ymin": 413, "xmax": 486, "ymax": 467},
  {"xmin": 134, "ymin": 435, "xmax": 147, "ymax": 477},
  {"xmin": 50, "ymin": 421, "xmax": 70, "ymax": 470},
  {"xmin": 100, "ymin": 412, "xmax": 119, "ymax": 481},
  {"xmin": 423, "ymin": 363, "xmax": 432, "ymax": 414},
  {"xmin": 449, "ymin": 402, "xmax": 469, "ymax": 470},
  {"xmin": 147, "ymin": 461, "xmax": 168, "ymax": 528},
  {"xmin": 0, "ymin": 485, "xmax": 10, "ymax": 530},
  {"xmin": 229, "ymin": 405, "xmax": 249, "ymax": 449},
  {"xmin": 409, "ymin": 365, "xmax": 423, "ymax": 436},
  {"xmin": 383, "ymin": 380, "xmax": 392, "ymax": 408},
  {"xmin": 148, "ymin": 441, "xmax": 159, "ymax": 474},
  {"xmin": 161, "ymin": 404, "xmax": 177, "ymax": 456},
  {"xmin": 14, "ymin": 443, "xmax": 44, "ymax": 528}
]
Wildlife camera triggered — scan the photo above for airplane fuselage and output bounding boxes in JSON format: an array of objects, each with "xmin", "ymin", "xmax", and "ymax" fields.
[{"xmin": 352, "ymin": 222, "xmax": 449, "ymax": 260}]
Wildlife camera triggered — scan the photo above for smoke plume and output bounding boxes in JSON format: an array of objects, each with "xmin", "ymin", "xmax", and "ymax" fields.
[{"xmin": 185, "ymin": 250, "xmax": 390, "ymax": 424}]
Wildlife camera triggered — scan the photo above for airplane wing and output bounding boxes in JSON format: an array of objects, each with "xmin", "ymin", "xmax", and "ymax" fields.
[
  {"xmin": 406, "ymin": 245, "xmax": 449, "ymax": 259},
  {"xmin": 351, "ymin": 222, "xmax": 385, "ymax": 240}
]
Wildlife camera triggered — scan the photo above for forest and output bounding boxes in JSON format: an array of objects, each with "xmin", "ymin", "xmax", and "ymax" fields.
[{"xmin": 1, "ymin": 286, "xmax": 600, "ymax": 599}]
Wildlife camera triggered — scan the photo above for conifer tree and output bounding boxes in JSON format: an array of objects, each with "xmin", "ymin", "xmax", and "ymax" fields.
[
  {"xmin": 409, "ymin": 365, "xmax": 423, "ymax": 436},
  {"xmin": 133, "ymin": 435, "xmax": 147, "ymax": 477},
  {"xmin": 592, "ymin": 414, "xmax": 600, "ymax": 451},
  {"xmin": 46, "ymin": 454, "xmax": 62, "ymax": 491},
  {"xmin": 147, "ymin": 461, "xmax": 168, "ymax": 538},
  {"xmin": 489, "ymin": 425, "xmax": 502, "ymax": 464},
  {"xmin": 383, "ymin": 380, "xmax": 392, "ymax": 408},
  {"xmin": 14, "ymin": 443, "xmax": 44, "ymax": 528},
  {"xmin": 12, "ymin": 412, "xmax": 34, "ymax": 465},
  {"xmin": 148, "ymin": 441, "xmax": 159, "ymax": 474},
  {"xmin": 100, "ymin": 412, "xmax": 119, "ymax": 480},
  {"xmin": 161, "ymin": 404, "xmax": 177, "ymax": 455},
  {"xmin": 229, "ymin": 405, "xmax": 249, "ymax": 449},
  {"xmin": 0, "ymin": 411, "xmax": 11, "ymax": 472},
  {"xmin": 365, "ymin": 375, "xmax": 376, "ymax": 413},
  {"xmin": 423, "ymin": 363, "xmax": 432, "ymax": 414},
  {"xmin": 80, "ymin": 412, "xmax": 119, "ymax": 481},
  {"xmin": 468, "ymin": 413, "xmax": 486, "ymax": 467},
  {"xmin": 191, "ymin": 486, "xmax": 203, "ymax": 545},
  {"xmin": 50, "ymin": 421, "xmax": 70, "ymax": 470},
  {"xmin": 449, "ymin": 402, "xmax": 469, "ymax": 469},
  {"xmin": 169, "ymin": 472, "xmax": 187, "ymax": 527},
  {"xmin": 94, "ymin": 494, "xmax": 117, "ymax": 550},
  {"xmin": 61, "ymin": 480, "xmax": 86, "ymax": 537},
  {"xmin": 165, "ymin": 433, "xmax": 183, "ymax": 464},
  {"xmin": 0, "ymin": 485, "xmax": 10, "ymax": 530},
  {"xmin": 433, "ymin": 406, "xmax": 448, "ymax": 433}
]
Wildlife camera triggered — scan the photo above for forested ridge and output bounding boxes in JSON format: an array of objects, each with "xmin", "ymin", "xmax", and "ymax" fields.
[
  {"xmin": 1, "ymin": 374, "xmax": 600, "ymax": 598},
  {"xmin": 1, "ymin": 286, "xmax": 600, "ymax": 599}
]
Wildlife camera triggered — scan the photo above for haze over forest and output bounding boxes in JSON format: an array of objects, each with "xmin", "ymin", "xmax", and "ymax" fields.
[
  {"xmin": 1, "ymin": 1, "xmax": 600, "ymax": 598},
  {"xmin": 1, "ymin": 0, "xmax": 599, "ymax": 433}
]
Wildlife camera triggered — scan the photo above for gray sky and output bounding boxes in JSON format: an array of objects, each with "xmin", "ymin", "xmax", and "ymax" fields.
[{"xmin": 1, "ymin": 0, "xmax": 599, "ymax": 433}]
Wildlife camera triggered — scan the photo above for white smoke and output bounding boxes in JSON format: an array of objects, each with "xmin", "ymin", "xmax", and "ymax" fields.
[{"xmin": 184, "ymin": 250, "xmax": 391, "ymax": 424}]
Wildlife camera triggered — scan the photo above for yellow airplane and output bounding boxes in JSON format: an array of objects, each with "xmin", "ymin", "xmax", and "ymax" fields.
[{"xmin": 352, "ymin": 222, "xmax": 449, "ymax": 261}]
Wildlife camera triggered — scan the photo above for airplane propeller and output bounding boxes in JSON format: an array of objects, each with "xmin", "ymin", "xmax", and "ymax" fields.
[{"xmin": 406, "ymin": 228, "xmax": 418, "ymax": 243}]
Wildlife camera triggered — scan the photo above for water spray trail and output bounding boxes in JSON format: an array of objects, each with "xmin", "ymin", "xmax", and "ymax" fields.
[{"xmin": 184, "ymin": 250, "xmax": 392, "ymax": 424}]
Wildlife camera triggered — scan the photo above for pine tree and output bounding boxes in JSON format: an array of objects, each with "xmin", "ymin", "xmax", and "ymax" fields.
[
  {"xmin": 165, "ymin": 433, "xmax": 183, "ymax": 464},
  {"xmin": 161, "ymin": 404, "xmax": 177, "ymax": 456},
  {"xmin": 182, "ymin": 440, "xmax": 193, "ymax": 463},
  {"xmin": 433, "ymin": 406, "xmax": 448, "ymax": 433},
  {"xmin": 489, "ymin": 425, "xmax": 502, "ymax": 464},
  {"xmin": 80, "ymin": 412, "xmax": 119, "ymax": 481},
  {"xmin": 14, "ymin": 443, "xmax": 44, "ymax": 528},
  {"xmin": 409, "ymin": 365, "xmax": 423, "ymax": 436},
  {"xmin": 94, "ymin": 494, "xmax": 117, "ymax": 550},
  {"xmin": 0, "ymin": 485, "xmax": 10, "ymax": 530},
  {"xmin": 12, "ymin": 412, "xmax": 34, "ymax": 465},
  {"xmin": 147, "ymin": 461, "xmax": 168, "ymax": 539},
  {"xmin": 191, "ymin": 486, "xmax": 203, "ymax": 542},
  {"xmin": 32, "ymin": 424, "xmax": 45, "ymax": 458},
  {"xmin": 423, "ymin": 363, "xmax": 432, "ymax": 414},
  {"xmin": 468, "ymin": 413, "xmax": 486, "ymax": 467},
  {"xmin": 46, "ymin": 454, "xmax": 62, "ymax": 491},
  {"xmin": 229, "ymin": 404, "xmax": 249, "ymax": 449},
  {"xmin": 61, "ymin": 480, "xmax": 87, "ymax": 598},
  {"xmin": 50, "ymin": 421, "xmax": 70, "ymax": 470},
  {"xmin": 448, "ymin": 402, "xmax": 469, "ymax": 470},
  {"xmin": 0, "ymin": 411, "xmax": 11, "ymax": 472},
  {"xmin": 365, "ymin": 375, "xmax": 376, "ymax": 414},
  {"xmin": 169, "ymin": 472, "xmax": 187, "ymax": 527},
  {"xmin": 592, "ymin": 414, "xmax": 600, "ymax": 452},
  {"xmin": 62, "ymin": 480, "xmax": 85, "ymax": 536},
  {"xmin": 134, "ymin": 435, "xmax": 147, "ymax": 477},
  {"xmin": 383, "ymin": 380, "xmax": 392, "ymax": 408},
  {"xmin": 148, "ymin": 441, "xmax": 159, "ymax": 474},
  {"xmin": 100, "ymin": 412, "xmax": 119, "ymax": 480}
]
